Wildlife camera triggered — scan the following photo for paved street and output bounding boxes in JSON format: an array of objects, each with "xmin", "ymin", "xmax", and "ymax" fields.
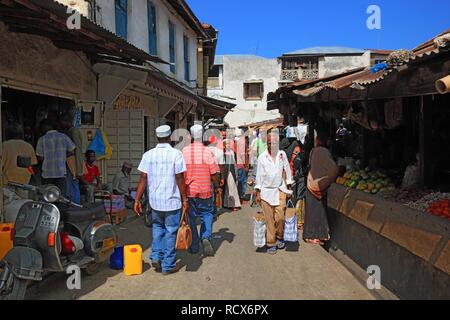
[{"xmin": 26, "ymin": 205, "xmax": 375, "ymax": 300}]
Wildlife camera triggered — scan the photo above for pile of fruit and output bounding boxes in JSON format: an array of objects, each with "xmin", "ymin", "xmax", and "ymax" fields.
[
  {"xmin": 336, "ymin": 169, "xmax": 396, "ymax": 195},
  {"xmin": 382, "ymin": 191, "xmax": 450, "ymax": 220},
  {"xmin": 380, "ymin": 188, "xmax": 434, "ymax": 206},
  {"xmin": 427, "ymin": 198, "xmax": 450, "ymax": 220},
  {"xmin": 404, "ymin": 192, "xmax": 450, "ymax": 215}
]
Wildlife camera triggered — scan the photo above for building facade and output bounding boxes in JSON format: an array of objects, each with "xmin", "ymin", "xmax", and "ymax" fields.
[
  {"xmin": 207, "ymin": 55, "xmax": 281, "ymax": 128},
  {"xmin": 0, "ymin": 0, "xmax": 227, "ymax": 221},
  {"xmin": 279, "ymin": 46, "xmax": 391, "ymax": 83}
]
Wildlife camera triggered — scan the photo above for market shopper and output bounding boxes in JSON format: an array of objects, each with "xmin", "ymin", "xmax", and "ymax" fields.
[
  {"xmin": 207, "ymin": 135, "xmax": 225, "ymax": 215},
  {"xmin": 36, "ymin": 119, "xmax": 76, "ymax": 196},
  {"xmin": 223, "ymin": 139, "xmax": 242, "ymax": 211},
  {"xmin": 304, "ymin": 131, "xmax": 339, "ymax": 245},
  {"xmin": 134, "ymin": 125, "xmax": 187, "ymax": 275},
  {"xmin": 255, "ymin": 131, "xmax": 294, "ymax": 254},
  {"xmin": 183, "ymin": 125, "xmax": 220, "ymax": 256},
  {"xmin": 60, "ymin": 113, "xmax": 83, "ymax": 204},
  {"xmin": 236, "ymin": 133, "xmax": 249, "ymax": 201}
]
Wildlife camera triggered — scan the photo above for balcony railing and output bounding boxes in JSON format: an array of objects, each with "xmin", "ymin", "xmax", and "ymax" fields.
[
  {"xmin": 301, "ymin": 69, "xmax": 319, "ymax": 80},
  {"xmin": 281, "ymin": 69, "xmax": 299, "ymax": 81},
  {"xmin": 281, "ymin": 69, "xmax": 319, "ymax": 81}
]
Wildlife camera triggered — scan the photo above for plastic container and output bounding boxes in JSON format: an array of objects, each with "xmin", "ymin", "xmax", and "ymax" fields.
[
  {"xmin": 124, "ymin": 244, "xmax": 143, "ymax": 276},
  {"xmin": 0, "ymin": 223, "xmax": 14, "ymax": 260},
  {"xmin": 110, "ymin": 246, "xmax": 124, "ymax": 270}
]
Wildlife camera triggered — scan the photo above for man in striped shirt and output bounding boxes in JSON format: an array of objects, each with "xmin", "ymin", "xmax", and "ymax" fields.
[{"xmin": 183, "ymin": 125, "xmax": 220, "ymax": 256}]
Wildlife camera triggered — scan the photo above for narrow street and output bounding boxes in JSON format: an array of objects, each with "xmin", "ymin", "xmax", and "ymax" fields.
[{"xmin": 26, "ymin": 205, "xmax": 375, "ymax": 300}]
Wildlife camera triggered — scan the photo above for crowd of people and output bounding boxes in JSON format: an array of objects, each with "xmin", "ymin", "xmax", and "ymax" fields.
[
  {"xmin": 133, "ymin": 123, "xmax": 341, "ymax": 274},
  {"xmin": 3, "ymin": 115, "xmax": 341, "ymax": 275},
  {"xmin": 2, "ymin": 113, "xmax": 134, "ymax": 207}
]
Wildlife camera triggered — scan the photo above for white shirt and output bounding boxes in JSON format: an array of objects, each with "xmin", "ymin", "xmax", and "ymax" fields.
[
  {"xmin": 138, "ymin": 143, "xmax": 186, "ymax": 212},
  {"xmin": 207, "ymin": 145, "xmax": 225, "ymax": 167},
  {"xmin": 255, "ymin": 150, "xmax": 294, "ymax": 206}
]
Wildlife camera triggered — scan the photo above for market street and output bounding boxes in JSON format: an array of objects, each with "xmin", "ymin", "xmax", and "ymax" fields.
[{"xmin": 26, "ymin": 205, "xmax": 377, "ymax": 300}]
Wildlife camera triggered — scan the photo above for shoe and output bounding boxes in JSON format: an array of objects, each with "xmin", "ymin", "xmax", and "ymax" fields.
[
  {"xmin": 202, "ymin": 238, "xmax": 215, "ymax": 257},
  {"xmin": 267, "ymin": 246, "xmax": 277, "ymax": 255},
  {"xmin": 151, "ymin": 260, "xmax": 162, "ymax": 272},
  {"xmin": 162, "ymin": 265, "xmax": 181, "ymax": 276},
  {"xmin": 276, "ymin": 240, "xmax": 286, "ymax": 250},
  {"xmin": 188, "ymin": 248, "xmax": 199, "ymax": 255}
]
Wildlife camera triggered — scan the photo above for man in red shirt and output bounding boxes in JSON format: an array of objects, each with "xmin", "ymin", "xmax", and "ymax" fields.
[
  {"xmin": 183, "ymin": 125, "xmax": 220, "ymax": 256},
  {"xmin": 80, "ymin": 150, "xmax": 105, "ymax": 204}
]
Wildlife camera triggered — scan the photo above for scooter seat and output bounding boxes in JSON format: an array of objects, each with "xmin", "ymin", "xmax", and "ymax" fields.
[{"xmin": 64, "ymin": 205, "xmax": 106, "ymax": 223}]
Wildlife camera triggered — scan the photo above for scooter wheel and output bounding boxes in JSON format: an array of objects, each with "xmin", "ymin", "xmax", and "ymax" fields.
[
  {"xmin": 1, "ymin": 277, "xmax": 28, "ymax": 301},
  {"xmin": 84, "ymin": 262, "xmax": 103, "ymax": 276}
]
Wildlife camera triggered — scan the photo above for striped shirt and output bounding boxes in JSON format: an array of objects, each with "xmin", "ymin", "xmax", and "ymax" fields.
[
  {"xmin": 138, "ymin": 143, "xmax": 186, "ymax": 212},
  {"xmin": 36, "ymin": 130, "xmax": 76, "ymax": 179},
  {"xmin": 182, "ymin": 142, "xmax": 219, "ymax": 199}
]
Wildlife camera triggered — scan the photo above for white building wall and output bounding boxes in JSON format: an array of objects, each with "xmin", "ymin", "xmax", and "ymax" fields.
[
  {"xmin": 319, "ymin": 52, "xmax": 371, "ymax": 78},
  {"xmin": 209, "ymin": 57, "xmax": 281, "ymax": 128},
  {"xmin": 91, "ymin": 0, "xmax": 198, "ymax": 87}
]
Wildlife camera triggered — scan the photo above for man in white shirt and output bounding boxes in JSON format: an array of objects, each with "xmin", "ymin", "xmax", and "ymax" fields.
[
  {"xmin": 134, "ymin": 125, "xmax": 187, "ymax": 275},
  {"xmin": 255, "ymin": 131, "xmax": 294, "ymax": 254}
]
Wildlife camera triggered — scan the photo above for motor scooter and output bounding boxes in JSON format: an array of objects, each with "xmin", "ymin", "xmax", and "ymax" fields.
[{"xmin": 0, "ymin": 158, "xmax": 117, "ymax": 300}]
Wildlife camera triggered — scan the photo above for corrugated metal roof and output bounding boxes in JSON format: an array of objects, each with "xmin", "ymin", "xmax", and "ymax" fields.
[
  {"xmin": 284, "ymin": 46, "xmax": 365, "ymax": 56},
  {"xmin": 0, "ymin": 0, "xmax": 167, "ymax": 65},
  {"xmin": 269, "ymin": 29, "xmax": 450, "ymax": 103}
]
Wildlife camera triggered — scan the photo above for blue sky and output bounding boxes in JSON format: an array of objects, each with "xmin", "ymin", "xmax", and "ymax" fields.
[{"xmin": 187, "ymin": 0, "xmax": 450, "ymax": 58}]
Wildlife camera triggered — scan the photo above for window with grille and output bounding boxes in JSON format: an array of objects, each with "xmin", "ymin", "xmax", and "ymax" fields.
[
  {"xmin": 184, "ymin": 35, "xmax": 190, "ymax": 82},
  {"xmin": 244, "ymin": 82, "xmax": 264, "ymax": 100},
  {"xmin": 115, "ymin": 0, "xmax": 128, "ymax": 39},
  {"xmin": 148, "ymin": 1, "xmax": 157, "ymax": 56}
]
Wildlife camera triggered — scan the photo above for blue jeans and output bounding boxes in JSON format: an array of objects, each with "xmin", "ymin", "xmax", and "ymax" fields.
[
  {"xmin": 151, "ymin": 209, "xmax": 181, "ymax": 272},
  {"xmin": 238, "ymin": 168, "xmax": 247, "ymax": 199},
  {"xmin": 189, "ymin": 197, "xmax": 214, "ymax": 252}
]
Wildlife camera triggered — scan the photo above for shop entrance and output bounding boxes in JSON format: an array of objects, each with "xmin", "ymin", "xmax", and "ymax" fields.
[{"xmin": 1, "ymin": 87, "xmax": 74, "ymax": 147}]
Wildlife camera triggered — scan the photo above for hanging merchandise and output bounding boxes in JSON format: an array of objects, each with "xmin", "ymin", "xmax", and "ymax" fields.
[
  {"xmin": 74, "ymin": 108, "xmax": 82, "ymax": 128},
  {"xmin": 88, "ymin": 128, "xmax": 113, "ymax": 160}
]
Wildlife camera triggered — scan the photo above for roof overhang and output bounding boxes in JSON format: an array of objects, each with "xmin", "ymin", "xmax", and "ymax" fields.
[{"xmin": 0, "ymin": 0, "xmax": 167, "ymax": 65}]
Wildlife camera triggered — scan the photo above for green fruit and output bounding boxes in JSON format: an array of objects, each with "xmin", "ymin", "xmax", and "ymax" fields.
[
  {"xmin": 349, "ymin": 181, "xmax": 357, "ymax": 188},
  {"xmin": 372, "ymin": 189, "xmax": 379, "ymax": 194}
]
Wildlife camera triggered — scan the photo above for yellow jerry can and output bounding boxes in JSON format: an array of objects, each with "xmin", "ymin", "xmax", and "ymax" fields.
[
  {"xmin": 0, "ymin": 224, "xmax": 14, "ymax": 261},
  {"xmin": 124, "ymin": 244, "xmax": 143, "ymax": 276}
]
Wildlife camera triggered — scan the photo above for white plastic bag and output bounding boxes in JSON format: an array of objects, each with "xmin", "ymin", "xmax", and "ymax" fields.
[
  {"xmin": 284, "ymin": 215, "xmax": 298, "ymax": 243},
  {"xmin": 253, "ymin": 218, "xmax": 266, "ymax": 248}
]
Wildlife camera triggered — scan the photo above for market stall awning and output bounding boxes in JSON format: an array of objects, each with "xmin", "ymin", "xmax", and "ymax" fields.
[
  {"xmin": 199, "ymin": 95, "xmax": 236, "ymax": 117},
  {"xmin": 0, "ymin": 0, "xmax": 167, "ymax": 65}
]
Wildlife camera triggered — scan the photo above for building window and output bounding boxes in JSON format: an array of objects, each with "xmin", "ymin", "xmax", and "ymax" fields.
[
  {"xmin": 147, "ymin": 1, "xmax": 157, "ymax": 56},
  {"xmin": 169, "ymin": 21, "xmax": 176, "ymax": 73},
  {"xmin": 244, "ymin": 82, "xmax": 264, "ymax": 100},
  {"xmin": 115, "ymin": 0, "xmax": 128, "ymax": 39},
  {"xmin": 183, "ymin": 35, "xmax": 190, "ymax": 82}
]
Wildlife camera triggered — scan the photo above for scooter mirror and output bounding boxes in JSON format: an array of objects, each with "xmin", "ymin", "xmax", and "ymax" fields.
[{"xmin": 17, "ymin": 156, "xmax": 31, "ymax": 169}]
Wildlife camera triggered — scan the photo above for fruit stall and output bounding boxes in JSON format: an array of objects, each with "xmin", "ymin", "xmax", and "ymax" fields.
[{"xmin": 267, "ymin": 30, "xmax": 450, "ymax": 299}]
